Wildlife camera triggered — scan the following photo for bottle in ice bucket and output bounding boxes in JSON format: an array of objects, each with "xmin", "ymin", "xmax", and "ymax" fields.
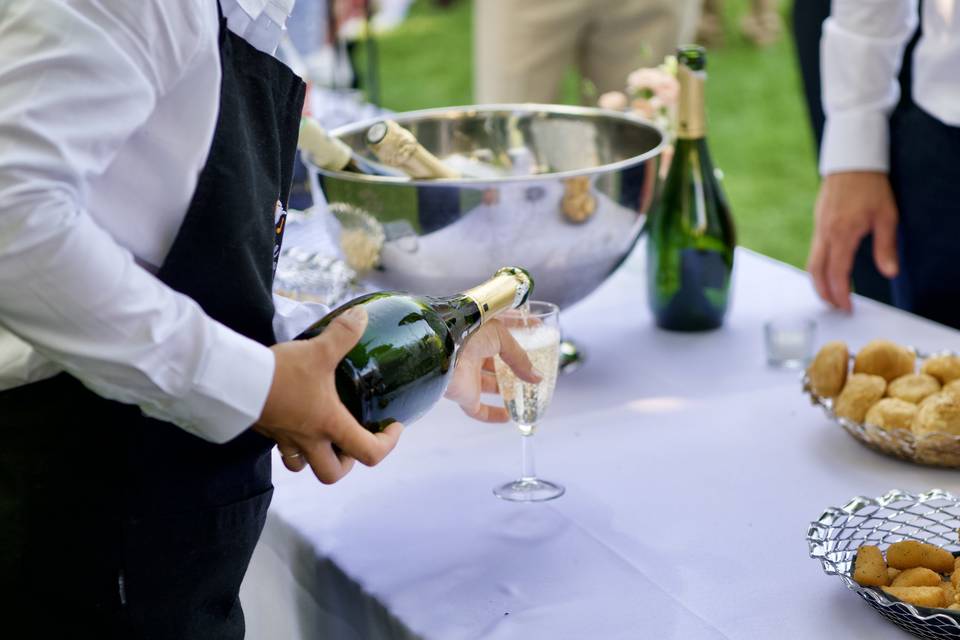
[
  {"xmin": 646, "ymin": 45, "xmax": 736, "ymax": 331},
  {"xmin": 365, "ymin": 119, "xmax": 462, "ymax": 179},
  {"xmin": 297, "ymin": 268, "xmax": 533, "ymax": 432}
]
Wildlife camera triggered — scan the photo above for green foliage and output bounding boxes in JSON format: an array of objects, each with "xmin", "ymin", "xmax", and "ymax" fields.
[{"xmin": 351, "ymin": 0, "xmax": 817, "ymax": 268}]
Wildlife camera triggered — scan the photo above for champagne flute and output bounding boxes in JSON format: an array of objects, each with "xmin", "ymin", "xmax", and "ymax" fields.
[{"xmin": 493, "ymin": 301, "xmax": 564, "ymax": 502}]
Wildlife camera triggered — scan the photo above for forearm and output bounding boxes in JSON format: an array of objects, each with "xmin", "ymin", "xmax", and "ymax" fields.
[
  {"xmin": 0, "ymin": 194, "xmax": 275, "ymax": 442},
  {"xmin": 820, "ymin": 0, "xmax": 918, "ymax": 174}
]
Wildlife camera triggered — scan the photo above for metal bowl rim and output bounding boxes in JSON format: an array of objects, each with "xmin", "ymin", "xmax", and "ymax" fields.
[{"xmin": 314, "ymin": 103, "xmax": 668, "ymax": 186}]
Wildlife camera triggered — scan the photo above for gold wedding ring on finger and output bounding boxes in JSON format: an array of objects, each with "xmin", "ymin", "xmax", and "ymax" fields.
[{"xmin": 279, "ymin": 448, "xmax": 303, "ymax": 459}]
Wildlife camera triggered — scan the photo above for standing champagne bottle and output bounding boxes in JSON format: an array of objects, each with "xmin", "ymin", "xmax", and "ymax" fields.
[
  {"xmin": 647, "ymin": 46, "xmax": 736, "ymax": 331},
  {"xmin": 297, "ymin": 267, "xmax": 533, "ymax": 432}
]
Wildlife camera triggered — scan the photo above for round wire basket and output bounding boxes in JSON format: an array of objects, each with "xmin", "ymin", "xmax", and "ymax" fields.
[
  {"xmin": 803, "ymin": 350, "xmax": 960, "ymax": 468},
  {"xmin": 808, "ymin": 489, "xmax": 960, "ymax": 639}
]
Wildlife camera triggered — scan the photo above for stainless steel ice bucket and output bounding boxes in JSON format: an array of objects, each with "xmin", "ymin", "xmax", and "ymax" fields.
[{"xmin": 306, "ymin": 104, "xmax": 665, "ymax": 308}]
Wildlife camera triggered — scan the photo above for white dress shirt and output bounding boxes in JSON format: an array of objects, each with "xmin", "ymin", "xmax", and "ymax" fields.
[
  {"xmin": 820, "ymin": 0, "xmax": 960, "ymax": 175},
  {"xmin": 0, "ymin": 0, "xmax": 325, "ymax": 444}
]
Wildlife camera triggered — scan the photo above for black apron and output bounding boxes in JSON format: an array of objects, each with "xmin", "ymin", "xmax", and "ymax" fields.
[{"xmin": 0, "ymin": 10, "xmax": 304, "ymax": 639}]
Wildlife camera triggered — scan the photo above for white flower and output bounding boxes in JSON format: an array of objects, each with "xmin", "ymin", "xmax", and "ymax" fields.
[
  {"xmin": 630, "ymin": 95, "xmax": 665, "ymax": 120},
  {"xmin": 597, "ymin": 91, "xmax": 628, "ymax": 111},
  {"xmin": 626, "ymin": 67, "xmax": 679, "ymax": 107}
]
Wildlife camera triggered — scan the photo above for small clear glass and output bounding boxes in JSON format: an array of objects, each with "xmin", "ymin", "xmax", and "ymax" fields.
[
  {"xmin": 493, "ymin": 301, "xmax": 565, "ymax": 502},
  {"xmin": 764, "ymin": 316, "xmax": 817, "ymax": 369}
]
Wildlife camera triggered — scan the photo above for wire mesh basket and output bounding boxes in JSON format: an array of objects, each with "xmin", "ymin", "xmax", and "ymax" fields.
[{"xmin": 808, "ymin": 489, "xmax": 960, "ymax": 639}]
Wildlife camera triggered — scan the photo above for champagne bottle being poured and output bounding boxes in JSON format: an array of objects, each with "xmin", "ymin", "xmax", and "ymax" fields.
[{"xmin": 297, "ymin": 267, "xmax": 533, "ymax": 432}]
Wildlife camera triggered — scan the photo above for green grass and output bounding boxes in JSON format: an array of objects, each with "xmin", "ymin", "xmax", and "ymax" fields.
[{"xmin": 353, "ymin": 0, "xmax": 818, "ymax": 268}]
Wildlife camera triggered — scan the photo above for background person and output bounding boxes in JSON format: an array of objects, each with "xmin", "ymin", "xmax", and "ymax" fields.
[
  {"xmin": 807, "ymin": 1, "xmax": 959, "ymax": 327},
  {"xmin": 473, "ymin": 0, "xmax": 692, "ymax": 104}
]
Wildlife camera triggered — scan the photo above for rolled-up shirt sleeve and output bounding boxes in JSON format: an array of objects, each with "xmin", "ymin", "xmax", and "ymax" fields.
[
  {"xmin": 0, "ymin": 1, "xmax": 275, "ymax": 444},
  {"xmin": 820, "ymin": 0, "xmax": 919, "ymax": 175}
]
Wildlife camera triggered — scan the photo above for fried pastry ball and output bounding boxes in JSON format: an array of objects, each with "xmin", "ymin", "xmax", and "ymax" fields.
[
  {"xmin": 854, "ymin": 545, "xmax": 889, "ymax": 587},
  {"xmin": 919, "ymin": 392, "xmax": 948, "ymax": 412},
  {"xmin": 891, "ymin": 567, "xmax": 942, "ymax": 588},
  {"xmin": 888, "ymin": 567, "xmax": 902, "ymax": 582},
  {"xmin": 888, "ymin": 373, "xmax": 941, "ymax": 404},
  {"xmin": 887, "ymin": 540, "xmax": 956, "ymax": 573},
  {"xmin": 914, "ymin": 392, "xmax": 960, "ymax": 465},
  {"xmin": 864, "ymin": 398, "xmax": 918, "ymax": 431},
  {"xmin": 834, "ymin": 374, "xmax": 887, "ymax": 423},
  {"xmin": 882, "ymin": 586, "xmax": 948, "ymax": 608},
  {"xmin": 854, "ymin": 340, "xmax": 916, "ymax": 382},
  {"xmin": 914, "ymin": 394, "xmax": 960, "ymax": 437},
  {"xmin": 922, "ymin": 355, "xmax": 960, "ymax": 385},
  {"xmin": 942, "ymin": 580, "xmax": 957, "ymax": 605},
  {"xmin": 942, "ymin": 379, "xmax": 960, "ymax": 399},
  {"xmin": 808, "ymin": 341, "xmax": 849, "ymax": 398}
]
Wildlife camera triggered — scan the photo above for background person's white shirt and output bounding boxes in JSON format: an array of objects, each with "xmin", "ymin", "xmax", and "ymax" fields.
[
  {"xmin": 820, "ymin": 0, "xmax": 960, "ymax": 175},
  {"xmin": 0, "ymin": 0, "xmax": 324, "ymax": 444}
]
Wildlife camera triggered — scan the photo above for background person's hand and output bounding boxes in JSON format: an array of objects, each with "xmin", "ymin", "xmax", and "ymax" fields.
[
  {"xmin": 444, "ymin": 320, "xmax": 542, "ymax": 423},
  {"xmin": 807, "ymin": 171, "xmax": 899, "ymax": 312},
  {"xmin": 255, "ymin": 307, "xmax": 402, "ymax": 483}
]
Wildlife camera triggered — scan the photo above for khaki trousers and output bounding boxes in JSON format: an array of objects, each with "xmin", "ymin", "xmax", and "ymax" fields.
[{"xmin": 474, "ymin": 0, "xmax": 693, "ymax": 104}]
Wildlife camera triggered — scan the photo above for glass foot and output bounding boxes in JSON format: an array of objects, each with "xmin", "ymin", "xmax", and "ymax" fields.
[{"xmin": 493, "ymin": 477, "xmax": 565, "ymax": 502}]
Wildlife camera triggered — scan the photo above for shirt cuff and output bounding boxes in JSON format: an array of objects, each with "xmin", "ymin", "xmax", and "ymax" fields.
[
  {"xmin": 819, "ymin": 110, "xmax": 891, "ymax": 175},
  {"xmin": 145, "ymin": 322, "xmax": 276, "ymax": 444},
  {"xmin": 273, "ymin": 293, "xmax": 329, "ymax": 342}
]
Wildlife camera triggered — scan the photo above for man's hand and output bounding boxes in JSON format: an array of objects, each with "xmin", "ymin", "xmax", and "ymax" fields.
[
  {"xmin": 807, "ymin": 171, "xmax": 899, "ymax": 312},
  {"xmin": 255, "ymin": 307, "xmax": 402, "ymax": 483},
  {"xmin": 444, "ymin": 320, "xmax": 542, "ymax": 423}
]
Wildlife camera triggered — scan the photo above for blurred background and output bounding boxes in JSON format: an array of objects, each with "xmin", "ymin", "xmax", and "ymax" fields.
[{"xmin": 310, "ymin": 0, "xmax": 817, "ymax": 269}]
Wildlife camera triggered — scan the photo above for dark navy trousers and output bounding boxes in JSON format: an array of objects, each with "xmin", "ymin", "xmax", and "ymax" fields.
[{"xmin": 889, "ymin": 101, "xmax": 960, "ymax": 329}]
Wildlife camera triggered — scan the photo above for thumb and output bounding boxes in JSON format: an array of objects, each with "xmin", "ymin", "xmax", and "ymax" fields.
[
  {"xmin": 311, "ymin": 306, "xmax": 368, "ymax": 361},
  {"xmin": 872, "ymin": 206, "xmax": 899, "ymax": 278}
]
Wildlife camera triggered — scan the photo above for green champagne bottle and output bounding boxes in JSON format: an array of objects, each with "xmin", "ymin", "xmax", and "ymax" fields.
[
  {"xmin": 647, "ymin": 46, "xmax": 736, "ymax": 331},
  {"xmin": 297, "ymin": 268, "xmax": 533, "ymax": 432}
]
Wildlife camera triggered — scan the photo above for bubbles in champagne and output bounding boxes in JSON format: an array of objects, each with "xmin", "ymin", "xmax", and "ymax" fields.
[{"xmin": 494, "ymin": 326, "xmax": 561, "ymax": 434}]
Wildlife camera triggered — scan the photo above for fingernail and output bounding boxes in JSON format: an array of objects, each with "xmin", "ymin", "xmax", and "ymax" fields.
[
  {"xmin": 341, "ymin": 306, "xmax": 367, "ymax": 325},
  {"xmin": 531, "ymin": 367, "xmax": 545, "ymax": 382}
]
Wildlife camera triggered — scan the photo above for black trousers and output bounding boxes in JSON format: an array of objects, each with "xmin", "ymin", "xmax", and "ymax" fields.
[{"xmin": 889, "ymin": 102, "xmax": 960, "ymax": 329}]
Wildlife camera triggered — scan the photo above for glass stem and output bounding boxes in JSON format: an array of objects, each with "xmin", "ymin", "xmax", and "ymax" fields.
[{"xmin": 520, "ymin": 431, "xmax": 536, "ymax": 481}]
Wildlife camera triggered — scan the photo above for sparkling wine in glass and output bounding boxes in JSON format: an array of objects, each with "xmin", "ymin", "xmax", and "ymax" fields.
[{"xmin": 493, "ymin": 301, "xmax": 564, "ymax": 502}]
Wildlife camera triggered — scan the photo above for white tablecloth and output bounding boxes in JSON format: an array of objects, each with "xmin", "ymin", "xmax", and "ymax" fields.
[{"xmin": 241, "ymin": 245, "xmax": 960, "ymax": 639}]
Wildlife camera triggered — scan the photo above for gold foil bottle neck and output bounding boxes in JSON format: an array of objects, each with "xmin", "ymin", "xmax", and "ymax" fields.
[
  {"xmin": 677, "ymin": 64, "xmax": 706, "ymax": 140},
  {"xmin": 464, "ymin": 268, "xmax": 533, "ymax": 323}
]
